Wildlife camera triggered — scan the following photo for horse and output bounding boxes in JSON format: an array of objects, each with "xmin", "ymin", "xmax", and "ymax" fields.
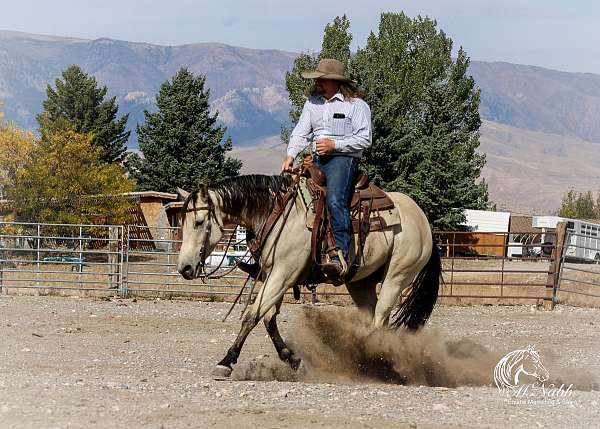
[
  {"xmin": 176, "ymin": 174, "xmax": 441, "ymax": 378},
  {"xmin": 494, "ymin": 345, "xmax": 550, "ymax": 392}
]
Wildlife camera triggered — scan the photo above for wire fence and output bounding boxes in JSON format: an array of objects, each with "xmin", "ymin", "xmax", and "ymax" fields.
[{"xmin": 1, "ymin": 221, "xmax": 599, "ymax": 308}]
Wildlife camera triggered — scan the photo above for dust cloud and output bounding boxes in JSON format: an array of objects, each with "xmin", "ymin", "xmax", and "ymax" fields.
[
  {"xmin": 233, "ymin": 307, "xmax": 501, "ymax": 386},
  {"xmin": 233, "ymin": 307, "xmax": 598, "ymax": 390}
]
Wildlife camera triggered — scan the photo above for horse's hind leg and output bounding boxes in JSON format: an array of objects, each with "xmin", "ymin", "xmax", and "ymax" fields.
[
  {"xmin": 373, "ymin": 272, "xmax": 416, "ymax": 329},
  {"xmin": 263, "ymin": 298, "xmax": 302, "ymax": 370},
  {"xmin": 346, "ymin": 276, "xmax": 379, "ymax": 323}
]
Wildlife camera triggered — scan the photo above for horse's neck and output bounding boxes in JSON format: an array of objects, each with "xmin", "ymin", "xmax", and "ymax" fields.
[
  {"xmin": 217, "ymin": 192, "xmax": 304, "ymax": 233},
  {"xmin": 211, "ymin": 193, "xmax": 262, "ymax": 232}
]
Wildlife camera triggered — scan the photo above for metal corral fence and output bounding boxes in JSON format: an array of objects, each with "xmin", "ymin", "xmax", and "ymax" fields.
[
  {"xmin": 1, "ymin": 221, "xmax": 599, "ymax": 308},
  {"xmin": 0, "ymin": 221, "xmax": 124, "ymax": 293},
  {"xmin": 0, "ymin": 221, "xmax": 255, "ymax": 299},
  {"xmin": 555, "ymin": 222, "xmax": 600, "ymax": 307},
  {"xmin": 434, "ymin": 230, "xmax": 556, "ymax": 307}
]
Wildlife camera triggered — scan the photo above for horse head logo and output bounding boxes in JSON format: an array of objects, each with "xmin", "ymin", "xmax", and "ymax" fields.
[{"xmin": 494, "ymin": 345, "xmax": 550, "ymax": 391}]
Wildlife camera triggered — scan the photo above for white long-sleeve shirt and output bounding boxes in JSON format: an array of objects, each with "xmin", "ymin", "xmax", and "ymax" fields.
[{"xmin": 287, "ymin": 92, "xmax": 372, "ymax": 159}]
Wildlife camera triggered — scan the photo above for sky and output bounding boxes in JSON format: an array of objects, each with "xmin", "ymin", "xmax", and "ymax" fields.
[{"xmin": 1, "ymin": 0, "xmax": 600, "ymax": 74}]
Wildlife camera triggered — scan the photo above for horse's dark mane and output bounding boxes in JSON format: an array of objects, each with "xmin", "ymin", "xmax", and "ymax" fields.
[{"xmin": 182, "ymin": 174, "xmax": 293, "ymax": 222}]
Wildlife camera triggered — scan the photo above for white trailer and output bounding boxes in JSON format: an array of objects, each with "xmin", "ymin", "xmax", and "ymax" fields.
[{"xmin": 532, "ymin": 216, "xmax": 600, "ymax": 261}]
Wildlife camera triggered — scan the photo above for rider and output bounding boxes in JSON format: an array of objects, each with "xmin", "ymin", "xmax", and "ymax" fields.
[{"xmin": 282, "ymin": 58, "xmax": 372, "ymax": 280}]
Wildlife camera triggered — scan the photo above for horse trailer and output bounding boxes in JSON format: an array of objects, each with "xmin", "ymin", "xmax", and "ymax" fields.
[{"xmin": 533, "ymin": 216, "xmax": 600, "ymax": 262}]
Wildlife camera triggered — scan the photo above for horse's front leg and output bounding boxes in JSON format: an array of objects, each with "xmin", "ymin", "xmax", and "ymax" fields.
[
  {"xmin": 263, "ymin": 297, "xmax": 302, "ymax": 370},
  {"xmin": 212, "ymin": 272, "xmax": 291, "ymax": 378}
]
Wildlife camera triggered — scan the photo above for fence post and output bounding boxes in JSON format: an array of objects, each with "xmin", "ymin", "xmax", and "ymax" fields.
[
  {"xmin": 120, "ymin": 225, "xmax": 129, "ymax": 297},
  {"xmin": 108, "ymin": 226, "xmax": 119, "ymax": 290},
  {"xmin": 36, "ymin": 224, "xmax": 41, "ymax": 288},
  {"xmin": 544, "ymin": 222, "xmax": 567, "ymax": 310}
]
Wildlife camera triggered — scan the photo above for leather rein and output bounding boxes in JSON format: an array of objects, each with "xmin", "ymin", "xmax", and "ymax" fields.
[
  {"xmin": 182, "ymin": 196, "xmax": 234, "ymax": 279},
  {"xmin": 182, "ymin": 168, "xmax": 303, "ymax": 281}
]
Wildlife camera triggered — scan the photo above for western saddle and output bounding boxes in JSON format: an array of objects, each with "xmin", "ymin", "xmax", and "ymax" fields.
[
  {"xmin": 245, "ymin": 161, "xmax": 396, "ymax": 286},
  {"xmin": 302, "ymin": 163, "xmax": 395, "ymax": 283}
]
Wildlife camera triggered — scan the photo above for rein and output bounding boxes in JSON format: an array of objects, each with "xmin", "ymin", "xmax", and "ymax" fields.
[
  {"xmin": 183, "ymin": 194, "xmax": 227, "ymax": 278},
  {"xmin": 183, "ymin": 168, "xmax": 304, "ymax": 321}
]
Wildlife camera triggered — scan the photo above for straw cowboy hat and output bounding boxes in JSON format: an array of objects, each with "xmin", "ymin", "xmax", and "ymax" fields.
[{"xmin": 301, "ymin": 58, "xmax": 355, "ymax": 85}]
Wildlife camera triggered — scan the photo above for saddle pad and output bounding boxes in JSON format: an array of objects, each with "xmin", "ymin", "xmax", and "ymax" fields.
[{"xmin": 302, "ymin": 192, "xmax": 401, "ymax": 232}]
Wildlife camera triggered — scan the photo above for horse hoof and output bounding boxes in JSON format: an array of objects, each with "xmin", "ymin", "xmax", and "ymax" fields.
[
  {"xmin": 289, "ymin": 356, "xmax": 302, "ymax": 371},
  {"xmin": 212, "ymin": 364, "xmax": 232, "ymax": 380}
]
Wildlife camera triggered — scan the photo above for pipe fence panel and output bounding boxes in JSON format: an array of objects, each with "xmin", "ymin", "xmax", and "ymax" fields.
[
  {"xmin": 0, "ymin": 221, "xmax": 123, "ymax": 293},
  {"xmin": 122, "ymin": 225, "xmax": 253, "ymax": 298},
  {"xmin": 3, "ymin": 221, "xmax": 600, "ymax": 308},
  {"xmin": 557, "ymin": 229, "xmax": 600, "ymax": 306}
]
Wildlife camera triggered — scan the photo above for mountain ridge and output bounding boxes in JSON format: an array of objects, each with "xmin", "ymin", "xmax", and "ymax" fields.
[{"xmin": 2, "ymin": 30, "xmax": 600, "ymax": 212}]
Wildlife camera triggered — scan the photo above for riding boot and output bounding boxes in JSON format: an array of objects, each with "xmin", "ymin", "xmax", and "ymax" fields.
[
  {"xmin": 321, "ymin": 255, "xmax": 345, "ymax": 286},
  {"xmin": 238, "ymin": 261, "xmax": 261, "ymax": 279}
]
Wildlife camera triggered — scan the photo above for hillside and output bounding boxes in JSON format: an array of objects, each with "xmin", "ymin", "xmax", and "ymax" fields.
[
  {"xmin": 2, "ymin": 30, "xmax": 600, "ymax": 212},
  {"xmin": 232, "ymin": 121, "xmax": 600, "ymax": 213},
  {"xmin": 0, "ymin": 30, "xmax": 295, "ymax": 145}
]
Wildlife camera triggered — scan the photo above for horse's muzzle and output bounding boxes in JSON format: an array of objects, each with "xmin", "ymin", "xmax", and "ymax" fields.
[{"xmin": 179, "ymin": 264, "xmax": 196, "ymax": 280}]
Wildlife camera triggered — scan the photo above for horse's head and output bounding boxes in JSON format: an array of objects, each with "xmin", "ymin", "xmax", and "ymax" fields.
[
  {"xmin": 176, "ymin": 185, "xmax": 225, "ymax": 280},
  {"xmin": 521, "ymin": 345, "xmax": 550, "ymax": 383}
]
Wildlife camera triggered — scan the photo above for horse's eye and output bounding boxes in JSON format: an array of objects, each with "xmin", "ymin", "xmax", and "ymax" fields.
[{"xmin": 195, "ymin": 219, "xmax": 204, "ymax": 228}]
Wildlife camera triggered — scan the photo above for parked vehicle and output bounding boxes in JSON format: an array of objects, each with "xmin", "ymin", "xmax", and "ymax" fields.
[{"xmin": 533, "ymin": 216, "xmax": 600, "ymax": 262}]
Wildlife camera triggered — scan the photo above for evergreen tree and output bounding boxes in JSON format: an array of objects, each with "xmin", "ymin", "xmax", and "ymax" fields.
[
  {"xmin": 284, "ymin": 15, "xmax": 352, "ymax": 130},
  {"xmin": 284, "ymin": 13, "xmax": 488, "ymax": 229},
  {"xmin": 38, "ymin": 65, "xmax": 130, "ymax": 163},
  {"xmin": 127, "ymin": 68, "xmax": 241, "ymax": 192},
  {"xmin": 352, "ymin": 13, "xmax": 488, "ymax": 229}
]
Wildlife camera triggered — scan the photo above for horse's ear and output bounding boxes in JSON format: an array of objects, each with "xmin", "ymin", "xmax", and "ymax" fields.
[
  {"xmin": 199, "ymin": 183, "xmax": 209, "ymax": 200},
  {"xmin": 177, "ymin": 187, "xmax": 190, "ymax": 200}
]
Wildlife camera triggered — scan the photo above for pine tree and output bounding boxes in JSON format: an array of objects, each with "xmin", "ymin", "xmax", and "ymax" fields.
[
  {"xmin": 38, "ymin": 65, "xmax": 130, "ymax": 163},
  {"xmin": 283, "ymin": 13, "xmax": 489, "ymax": 229},
  {"xmin": 127, "ymin": 68, "xmax": 241, "ymax": 192},
  {"xmin": 351, "ymin": 13, "xmax": 488, "ymax": 229},
  {"xmin": 284, "ymin": 15, "xmax": 352, "ymax": 131}
]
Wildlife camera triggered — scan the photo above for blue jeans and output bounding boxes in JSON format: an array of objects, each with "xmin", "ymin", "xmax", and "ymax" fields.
[{"xmin": 315, "ymin": 155, "xmax": 358, "ymax": 262}]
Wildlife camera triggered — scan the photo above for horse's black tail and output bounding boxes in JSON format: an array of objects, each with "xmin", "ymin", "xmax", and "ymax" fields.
[{"xmin": 390, "ymin": 236, "xmax": 442, "ymax": 331}]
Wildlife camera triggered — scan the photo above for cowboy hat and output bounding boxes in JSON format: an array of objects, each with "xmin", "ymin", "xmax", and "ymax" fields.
[{"xmin": 301, "ymin": 58, "xmax": 354, "ymax": 84}]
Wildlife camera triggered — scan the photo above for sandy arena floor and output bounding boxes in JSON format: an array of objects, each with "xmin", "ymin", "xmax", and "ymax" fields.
[{"xmin": 1, "ymin": 295, "xmax": 599, "ymax": 428}]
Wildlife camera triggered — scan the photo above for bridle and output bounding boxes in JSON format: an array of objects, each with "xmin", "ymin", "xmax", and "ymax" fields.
[{"xmin": 183, "ymin": 192, "xmax": 224, "ymax": 277}]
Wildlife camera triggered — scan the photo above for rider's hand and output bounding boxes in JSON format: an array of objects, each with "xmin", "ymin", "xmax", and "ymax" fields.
[
  {"xmin": 281, "ymin": 156, "xmax": 294, "ymax": 172},
  {"xmin": 315, "ymin": 138, "xmax": 335, "ymax": 155}
]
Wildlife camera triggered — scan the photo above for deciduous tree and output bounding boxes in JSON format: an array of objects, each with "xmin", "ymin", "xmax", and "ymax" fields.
[
  {"xmin": 12, "ymin": 129, "xmax": 134, "ymax": 224},
  {"xmin": 557, "ymin": 189, "xmax": 599, "ymax": 219},
  {"xmin": 0, "ymin": 122, "xmax": 35, "ymax": 199}
]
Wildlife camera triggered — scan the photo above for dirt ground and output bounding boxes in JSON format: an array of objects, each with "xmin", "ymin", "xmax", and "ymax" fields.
[{"xmin": 1, "ymin": 295, "xmax": 599, "ymax": 429}]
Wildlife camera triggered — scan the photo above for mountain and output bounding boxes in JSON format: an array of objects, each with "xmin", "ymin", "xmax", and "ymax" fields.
[
  {"xmin": 2, "ymin": 30, "xmax": 600, "ymax": 212},
  {"xmin": 471, "ymin": 61, "xmax": 600, "ymax": 143},
  {"xmin": 0, "ymin": 30, "xmax": 295, "ymax": 145},
  {"xmin": 479, "ymin": 121, "xmax": 600, "ymax": 212}
]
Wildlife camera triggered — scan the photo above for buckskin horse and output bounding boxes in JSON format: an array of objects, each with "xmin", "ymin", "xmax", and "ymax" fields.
[{"xmin": 177, "ymin": 173, "xmax": 441, "ymax": 378}]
